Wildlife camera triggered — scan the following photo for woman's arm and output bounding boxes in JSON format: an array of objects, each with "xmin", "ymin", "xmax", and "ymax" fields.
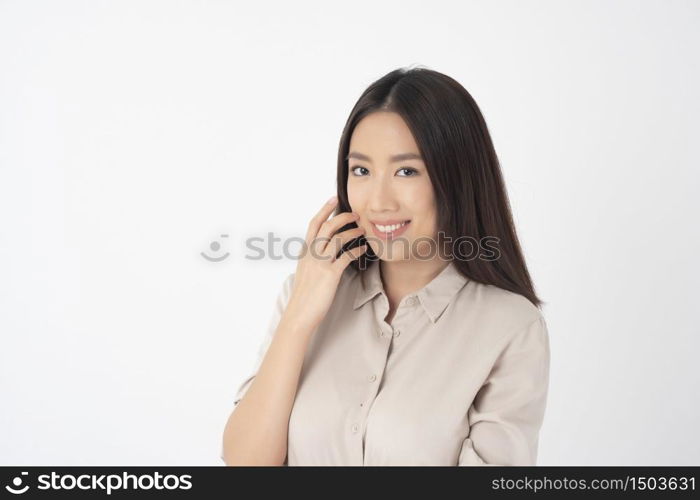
[
  {"xmin": 221, "ymin": 311, "xmax": 316, "ymax": 466},
  {"xmin": 458, "ymin": 315, "xmax": 551, "ymax": 466},
  {"xmin": 221, "ymin": 196, "xmax": 367, "ymax": 465}
]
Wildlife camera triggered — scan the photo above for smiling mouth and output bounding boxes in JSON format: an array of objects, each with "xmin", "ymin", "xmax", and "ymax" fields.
[{"xmin": 372, "ymin": 220, "xmax": 411, "ymax": 233}]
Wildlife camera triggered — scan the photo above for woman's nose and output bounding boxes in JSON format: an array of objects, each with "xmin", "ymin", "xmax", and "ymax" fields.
[{"xmin": 368, "ymin": 177, "xmax": 399, "ymax": 212}]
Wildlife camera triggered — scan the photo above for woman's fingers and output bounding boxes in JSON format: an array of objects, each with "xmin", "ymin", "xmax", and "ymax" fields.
[
  {"xmin": 334, "ymin": 243, "xmax": 368, "ymax": 271},
  {"xmin": 315, "ymin": 212, "xmax": 359, "ymax": 248},
  {"xmin": 305, "ymin": 196, "xmax": 339, "ymax": 248},
  {"xmin": 304, "ymin": 196, "xmax": 363, "ymax": 264},
  {"xmin": 323, "ymin": 227, "xmax": 366, "ymax": 260}
]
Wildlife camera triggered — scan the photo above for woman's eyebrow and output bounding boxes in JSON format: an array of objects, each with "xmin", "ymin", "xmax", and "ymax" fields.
[{"xmin": 346, "ymin": 151, "xmax": 423, "ymax": 163}]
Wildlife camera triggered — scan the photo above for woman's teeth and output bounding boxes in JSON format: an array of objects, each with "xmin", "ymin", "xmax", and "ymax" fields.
[{"xmin": 374, "ymin": 221, "xmax": 409, "ymax": 233}]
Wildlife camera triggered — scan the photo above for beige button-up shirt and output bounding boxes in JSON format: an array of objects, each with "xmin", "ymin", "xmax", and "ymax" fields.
[{"xmin": 223, "ymin": 260, "xmax": 550, "ymax": 466}]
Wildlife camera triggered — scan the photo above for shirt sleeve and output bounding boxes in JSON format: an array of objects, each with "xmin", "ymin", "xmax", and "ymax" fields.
[
  {"xmin": 220, "ymin": 271, "xmax": 295, "ymax": 465},
  {"xmin": 458, "ymin": 314, "xmax": 551, "ymax": 466}
]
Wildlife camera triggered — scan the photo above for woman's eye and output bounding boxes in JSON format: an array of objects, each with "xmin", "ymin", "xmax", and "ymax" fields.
[
  {"xmin": 350, "ymin": 166, "xmax": 369, "ymax": 176},
  {"xmin": 397, "ymin": 167, "xmax": 417, "ymax": 177}
]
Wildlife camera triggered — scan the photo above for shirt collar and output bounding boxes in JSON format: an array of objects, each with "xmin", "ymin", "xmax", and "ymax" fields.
[{"xmin": 352, "ymin": 260, "xmax": 469, "ymax": 323}]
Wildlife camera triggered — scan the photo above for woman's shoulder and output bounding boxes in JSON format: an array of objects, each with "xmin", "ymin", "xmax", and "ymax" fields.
[
  {"xmin": 455, "ymin": 279, "xmax": 546, "ymax": 343},
  {"xmin": 472, "ymin": 280, "xmax": 542, "ymax": 317}
]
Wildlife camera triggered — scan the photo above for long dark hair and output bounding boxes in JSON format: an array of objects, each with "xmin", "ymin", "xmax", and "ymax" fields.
[{"xmin": 335, "ymin": 66, "xmax": 544, "ymax": 309}]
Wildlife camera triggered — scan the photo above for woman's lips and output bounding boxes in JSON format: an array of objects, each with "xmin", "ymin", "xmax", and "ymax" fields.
[{"xmin": 369, "ymin": 220, "xmax": 411, "ymax": 240}]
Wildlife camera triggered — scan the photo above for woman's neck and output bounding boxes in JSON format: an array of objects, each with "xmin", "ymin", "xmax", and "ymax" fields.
[{"xmin": 379, "ymin": 258, "xmax": 451, "ymax": 303}]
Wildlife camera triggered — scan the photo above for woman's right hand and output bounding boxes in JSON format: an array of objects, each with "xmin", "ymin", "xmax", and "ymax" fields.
[{"xmin": 281, "ymin": 196, "xmax": 368, "ymax": 334}]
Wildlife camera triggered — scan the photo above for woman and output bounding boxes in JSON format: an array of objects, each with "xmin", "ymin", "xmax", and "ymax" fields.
[{"xmin": 221, "ymin": 66, "xmax": 550, "ymax": 466}]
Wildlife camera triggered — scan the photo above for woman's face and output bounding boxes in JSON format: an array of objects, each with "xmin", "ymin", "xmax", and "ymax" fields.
[{"xmin": 346, "ymin": 111, "xmax": 439, "ymax": 262}]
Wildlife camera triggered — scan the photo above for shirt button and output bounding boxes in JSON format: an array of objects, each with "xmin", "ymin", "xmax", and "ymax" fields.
[
  {"xmin": 406, "ymin": 296, "xmax": 416, "ymax": 306},
  {"xmin": 393, "ymin": 330, "xmax": 401, "ymax": 337},
  {"xmin": 377, "ymin": 328, "xmax": 384, "ymax": 337},
  {"xmin": 352, "ymin": 423, "xmax": 359, "ymax": 433},
  {"xmin": 369, "ymin": 374, "xmax": 377, "ymax": 382}
]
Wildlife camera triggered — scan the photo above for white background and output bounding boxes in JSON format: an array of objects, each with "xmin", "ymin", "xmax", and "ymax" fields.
[{"xmin": 1, "ymin": 0, "xmax": 698, "ymax": 465}]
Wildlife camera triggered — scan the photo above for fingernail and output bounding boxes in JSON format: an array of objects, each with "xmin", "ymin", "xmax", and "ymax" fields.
[{"xmin": 327, "ymin": 195, "xmax": 338, "ymax": 205}]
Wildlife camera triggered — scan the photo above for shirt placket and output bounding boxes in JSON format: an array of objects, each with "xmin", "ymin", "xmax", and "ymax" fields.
[{"xmin": 353, "ymin": 291, "xmax": 417, "ymax": 465}]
